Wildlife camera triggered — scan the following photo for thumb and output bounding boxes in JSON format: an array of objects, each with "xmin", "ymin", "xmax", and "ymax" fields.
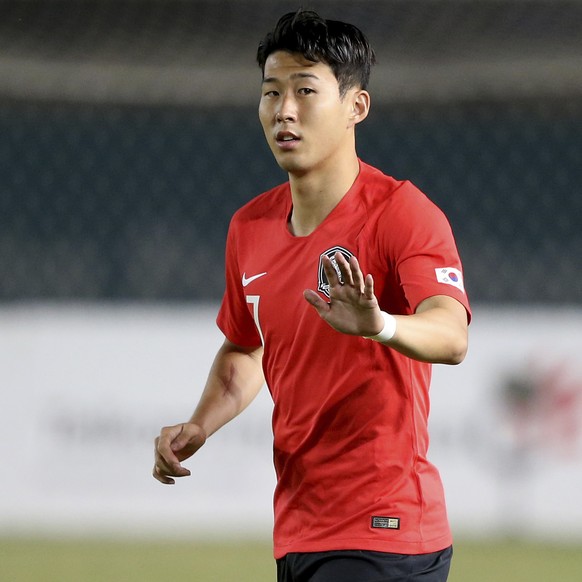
[
  {"xmin": 171, "ymin": 423, "xmax": 207, "ymax": 454},
  {"xmin": 303, "ymin": 289, "xmax": 330, "ymax": 315}
]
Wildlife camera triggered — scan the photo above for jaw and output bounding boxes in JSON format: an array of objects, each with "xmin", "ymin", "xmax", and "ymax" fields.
[
  {"xmin": 269, "ymin": 139, "xmax": 307, "ymax": 173},
  {"xmin": 272, "ymin": 149, "xmax": 311, "ymax": 176}
]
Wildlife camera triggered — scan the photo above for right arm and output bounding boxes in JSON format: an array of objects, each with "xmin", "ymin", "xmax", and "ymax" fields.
[{"xmin": 153, "ymin": 338, "xmax": 264, "ymax": 484}]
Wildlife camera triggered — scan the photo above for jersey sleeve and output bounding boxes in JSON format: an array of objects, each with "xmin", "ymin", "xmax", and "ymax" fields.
[
  {"xmin": 216, "ymin": 216, "xmax": 263, "ymax": 347},
  {"xmin": 384, "ymin": 182, "xmax": 471, "ymax": 321}
]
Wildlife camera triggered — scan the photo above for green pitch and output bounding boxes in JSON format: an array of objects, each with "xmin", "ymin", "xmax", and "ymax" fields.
[{"xmin": 1, "ymin": 538, "xmax": 581, "ymax": 581}]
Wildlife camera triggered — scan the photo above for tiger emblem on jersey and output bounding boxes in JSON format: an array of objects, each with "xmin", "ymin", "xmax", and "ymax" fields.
[{"xmin": 317, "ymin": 246, "xmax": 355, "ymax": 298}]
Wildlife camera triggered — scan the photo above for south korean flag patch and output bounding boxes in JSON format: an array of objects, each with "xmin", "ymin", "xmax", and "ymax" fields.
[{"xmin": 435, "ymin": 267, "xmax": 465, "ymax": 292}]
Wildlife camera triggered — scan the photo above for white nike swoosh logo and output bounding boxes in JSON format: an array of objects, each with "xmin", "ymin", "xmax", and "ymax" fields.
[{"xmin": 242, "ymin": 271, "xmax": 267, "ymax": 287}]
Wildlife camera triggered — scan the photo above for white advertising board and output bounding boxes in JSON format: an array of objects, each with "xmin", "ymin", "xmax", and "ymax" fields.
[{"xmin": 1, "ymin": 304, "xmax": 581, "ymax": 542}]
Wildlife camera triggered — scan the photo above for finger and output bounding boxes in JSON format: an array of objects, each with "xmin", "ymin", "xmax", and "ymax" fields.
[
  {"xmin": 158, "ymin": 453, "xmax": 192, "ymax": 477},
  {"xmin": 154, "ymin": 431, "xmax": 192, "ymax": 480},
  {"xmin": 334, "ymin": 252, "xmax": 354, "ymax": 286},
  {"xmin": 152, "ymin": 457, "xmax": 192, "ymax": 484},
  {"xmin": 152, "ymin": 447, "xmax": 177, "ymax": 484},
  {"xmin": 155, "ymin": 432, "xmax": 182, "ymax": 469},
  {"xmin": 170, "ymin": 424, "xmax": 207, "ymax": 463},
  {"xmin": 348, "ymin": 255, "xmax": 365, "ymax": 293},
  {"xmin": 153, "ymin": 450, "xmax": 192, "ymax": 483},
  {"xmin": 170, "ymin": 423, "xmax": 200, "ymax": 453},
  {"xmin": 303, "ymin": 289, "xmax": 330, "ymax": 315},
  {"xmin": 152, "ymin": 464, "xmax": 176, "ymax": 485},
  {"xmin": 322, "ymin": 255, "xmax": 341, "ymax": 288},
  {"xmin": 364, "ymin": 273, "xmax": 375, "ymax": 299}
]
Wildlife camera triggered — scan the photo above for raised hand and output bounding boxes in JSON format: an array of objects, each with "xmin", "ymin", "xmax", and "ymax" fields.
[{"xmin": 303, "ymin": 252, "xmax": 384, "ymax": 337}]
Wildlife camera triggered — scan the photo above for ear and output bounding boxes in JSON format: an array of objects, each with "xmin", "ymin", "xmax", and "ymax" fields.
[{"xmin": 348, "ymin": 90, "xmax": 371, "ymax": 127}]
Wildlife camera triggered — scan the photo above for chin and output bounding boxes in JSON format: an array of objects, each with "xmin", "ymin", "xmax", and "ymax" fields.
[{"xmin": 274, "ymin": 155, "xmax": 309, "ymax": 176}]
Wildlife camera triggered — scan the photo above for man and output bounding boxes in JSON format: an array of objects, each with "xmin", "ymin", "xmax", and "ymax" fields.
[{"xmin": 154, "ymin": 9, "xmax": 470, "ymax": 582}]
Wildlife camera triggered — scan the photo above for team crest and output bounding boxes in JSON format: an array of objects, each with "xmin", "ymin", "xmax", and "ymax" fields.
[{"xmin": 317, "ymin": 246, "xmax": 354, "ymax": 298}]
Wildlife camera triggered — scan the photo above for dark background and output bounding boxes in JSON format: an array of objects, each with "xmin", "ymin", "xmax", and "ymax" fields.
[{"xmin": 2, "ymin": 0, "xmax": 581, "ymax": 303}]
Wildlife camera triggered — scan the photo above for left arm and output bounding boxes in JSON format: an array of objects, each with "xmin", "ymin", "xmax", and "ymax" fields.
[
  {"xmin": 388, "ymin": 295, "xmax": 468, "ymax": 364},
  {"xmin": 303, "ymin": 253, "xmax": 468, "ymax": 365}
]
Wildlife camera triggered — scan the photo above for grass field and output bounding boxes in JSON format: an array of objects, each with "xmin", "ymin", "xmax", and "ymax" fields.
[{"xmin": 1, "ymin": 538, "xmax": 581, "ymax": 581}]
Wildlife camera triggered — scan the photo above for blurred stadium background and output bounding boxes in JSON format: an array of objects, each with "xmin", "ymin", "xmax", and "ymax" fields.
[{"xmin": 1, "ymin": 0, "xmax": 582, "ymax": 580}]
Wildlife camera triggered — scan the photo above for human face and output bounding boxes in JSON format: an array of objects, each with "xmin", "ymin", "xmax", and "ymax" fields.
[{"xmin": 258, "ymin": 51, "xmax": 363, "ymax": 176}]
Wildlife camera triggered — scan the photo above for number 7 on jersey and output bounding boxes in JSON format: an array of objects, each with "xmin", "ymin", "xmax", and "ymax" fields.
[{"xmin": 246, "ymin": 295, "xmax": 265, "ymax": 345}]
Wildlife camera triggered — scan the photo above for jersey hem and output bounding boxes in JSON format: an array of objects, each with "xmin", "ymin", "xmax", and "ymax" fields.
[{"xmin": 273, "ymin": 533, "xmax": 453, "ymax": 560}]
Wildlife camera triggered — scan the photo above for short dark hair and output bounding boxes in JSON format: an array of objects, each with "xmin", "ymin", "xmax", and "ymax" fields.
[{"xmin": 257, "ymin": 9, "xmax": 376, "ymax": 97}]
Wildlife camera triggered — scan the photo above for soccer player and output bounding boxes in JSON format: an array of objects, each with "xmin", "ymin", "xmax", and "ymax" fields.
[{"xmin": 153, "ymin": 9, "xmax": 470, "ymax": 582}]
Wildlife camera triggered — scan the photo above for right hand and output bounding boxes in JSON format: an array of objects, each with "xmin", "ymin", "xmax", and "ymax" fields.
[
  {"xmin": 303, "ymin": 253, "xmax": 384, "ymax": 337},
  {"xmin": 153, "ymin": 422, "xmax": 207, "ymax": 485}
]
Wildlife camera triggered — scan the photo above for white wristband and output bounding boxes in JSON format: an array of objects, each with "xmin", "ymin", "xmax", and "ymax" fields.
[{"xmin": 364, "ymin": 311, "xmax": 397, "ymax": 343}]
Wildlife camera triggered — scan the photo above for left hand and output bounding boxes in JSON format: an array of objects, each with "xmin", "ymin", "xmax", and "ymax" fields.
[
  {"xmin": 153, "ymin": 422, "xmax": 207, "ymax": 485},
  {"xmin": 303, "ymin": 252, "xmax": 385, "ymax": 336}
]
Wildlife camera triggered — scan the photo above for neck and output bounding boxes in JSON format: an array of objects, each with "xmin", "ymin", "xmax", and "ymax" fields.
[{"xmin": 288, "ymin": 154, "xmax": 360, "ymax": 237}]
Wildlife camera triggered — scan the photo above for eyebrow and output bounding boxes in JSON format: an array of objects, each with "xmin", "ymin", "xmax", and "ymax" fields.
[{"xmin": 262, "ymin": 72, "xmax": 321, "ymax": 84}]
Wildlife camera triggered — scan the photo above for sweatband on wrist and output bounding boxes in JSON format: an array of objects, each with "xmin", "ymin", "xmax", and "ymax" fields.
[{"xmin": 364, "ymin": 311, "xmax": 397, "ymax": 343}]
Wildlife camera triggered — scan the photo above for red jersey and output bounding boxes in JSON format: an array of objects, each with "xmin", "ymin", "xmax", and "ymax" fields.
[{"xmin": 217, "ymin": 161, "xmax": 471, "ymax": 558}]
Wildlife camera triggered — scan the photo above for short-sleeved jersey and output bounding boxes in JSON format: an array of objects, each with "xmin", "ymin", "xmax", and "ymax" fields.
[{"xmin": 217, "ymin": 161, "xmax": 471, "ymax": 559}]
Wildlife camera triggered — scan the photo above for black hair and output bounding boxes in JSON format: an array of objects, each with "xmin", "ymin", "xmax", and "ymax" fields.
[{"xmin": 256, "ymin": 9, "xmax": 376, "ymax": 97}]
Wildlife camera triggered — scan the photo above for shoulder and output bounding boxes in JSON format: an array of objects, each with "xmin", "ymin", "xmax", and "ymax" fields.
[
  {"xmin": 357, "ymin": 164, "xmax": 457, "ymax": 261},
  {"xmin": 357, "ymin": 161, "xmax": 404, "ymax": 203},
  {"xmin": 358, "ymin": 161, "xmax": 443, "ymax": 218},
  {"xmin": 231, "ymin": 182, "xmax": 290, "ymax": 226}
]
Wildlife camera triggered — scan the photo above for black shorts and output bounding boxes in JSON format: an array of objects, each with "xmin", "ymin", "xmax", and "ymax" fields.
[{"xmin": 276, "ymin": 546, "xmax": 453, "ymax": 582}]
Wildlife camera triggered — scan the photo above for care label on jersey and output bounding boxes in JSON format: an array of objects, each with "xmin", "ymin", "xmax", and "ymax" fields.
[{"xmin": 371, "ymin": 516, "xmax": 400, "ymax": 530}]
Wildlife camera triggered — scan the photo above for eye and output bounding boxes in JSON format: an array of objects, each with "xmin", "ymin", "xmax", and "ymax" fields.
[
  {"xmin": 298, "ymin": 88, "xmax": 315, "ymax": 95},
  {"xmin": 263, "ymin": 90, "xmax": 279, "ymax": 98}
]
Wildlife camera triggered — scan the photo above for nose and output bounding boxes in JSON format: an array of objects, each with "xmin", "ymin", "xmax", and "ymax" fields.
[{"xmin": 276, "ymin": 92, "xmax": 297, "ymax": 123}]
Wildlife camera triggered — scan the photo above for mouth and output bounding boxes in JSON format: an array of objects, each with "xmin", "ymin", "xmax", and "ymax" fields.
[{"xmin": 275, "ymin": 131, "xmax": 301, "ymax": 149}]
